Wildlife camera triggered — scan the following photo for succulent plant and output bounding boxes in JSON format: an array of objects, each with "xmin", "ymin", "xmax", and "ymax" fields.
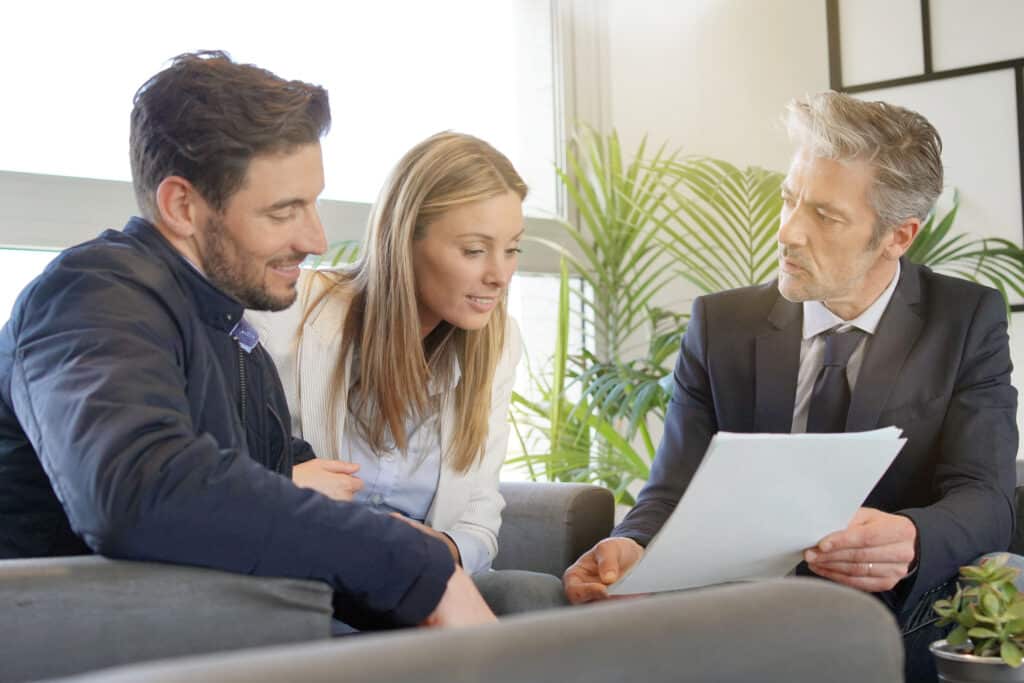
[{"xmin": 933, "ymin": 554, "xmax": 1024, "ymax": 667}]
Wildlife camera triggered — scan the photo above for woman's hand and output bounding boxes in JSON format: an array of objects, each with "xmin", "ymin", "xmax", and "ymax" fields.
[
  {"xmin": 292, "ymin": 458, "xmax": 363, "ymax": 502},
  {"xmin": 390, "ymin": 512, "xmax": 462, "ymax": 566}
]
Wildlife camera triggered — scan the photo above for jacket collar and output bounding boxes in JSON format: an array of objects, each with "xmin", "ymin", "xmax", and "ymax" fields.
[{"xmin": 124, "ymin": 217, "xmax": 245, "ymax": 334}]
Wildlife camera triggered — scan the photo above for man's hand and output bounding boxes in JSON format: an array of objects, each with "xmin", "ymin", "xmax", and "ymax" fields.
[
  {"xmin": 292, "ymin": 459, "xmax": 363, "ymax": 502},
  {"xmin": 563, "ymin": 537, "xmax": 645, "ymax": 604},
  {"xmin": 804, "ymin": 507, "xmax": 917, "ymax": 592},
  {"xmin": 390, "ymin": 512, "xmax": 462, "ymax": 566},
  {"xmin": 421, "ymin": 565, "xmax": 497, "ymax": 627}
]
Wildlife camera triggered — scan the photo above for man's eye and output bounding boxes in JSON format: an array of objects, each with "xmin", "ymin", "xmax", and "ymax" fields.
[
  {"xmin": 506, "ymin": 247, "xmax": 523, "ymax": 256},
  {"xmin": 464, "ymin": 249, "xmax": 485, "ymax": 256},
  {"xmin": 269, "ymin": 208, "xmax": 298, "ymax": 222}
]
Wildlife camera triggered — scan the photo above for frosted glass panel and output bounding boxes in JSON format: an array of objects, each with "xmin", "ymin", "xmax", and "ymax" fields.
[
  {"xmin": 931, "ymin": 0, "xmax": 1024, "ymax": 71},
  {"xmin": 839, "ymin": 0, "xmax": 924, "ymax": 86},
  {"xmin": 855, "ymin": 70, "xmax": 1022, "ymax": 268}
]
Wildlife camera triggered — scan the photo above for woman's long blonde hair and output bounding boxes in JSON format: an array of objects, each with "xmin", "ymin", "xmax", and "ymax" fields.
[{"xmin": 303, "ymin": 131, "xmax": 527, "ymax": 473}]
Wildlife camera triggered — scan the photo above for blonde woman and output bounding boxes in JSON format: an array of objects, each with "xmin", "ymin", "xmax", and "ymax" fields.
[{"xmin": 249, "ymin": 133, "xmax": 542, "ymax": 595}]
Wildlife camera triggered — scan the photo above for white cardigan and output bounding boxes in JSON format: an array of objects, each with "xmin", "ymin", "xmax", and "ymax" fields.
[{"xmin": 247, "ymin": 272, "xmax": 522, "ymax": 573}]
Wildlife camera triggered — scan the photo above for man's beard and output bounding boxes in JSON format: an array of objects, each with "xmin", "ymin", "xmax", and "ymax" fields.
[{"xmin": 201, "ymin": 215, "xmax": 298, "ymax": 312}]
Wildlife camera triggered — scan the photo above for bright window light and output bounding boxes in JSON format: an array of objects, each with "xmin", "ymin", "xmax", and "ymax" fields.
[
  {"xmin": 0, "ymin": 249, "xmax": 58, "ymax": 325},
  {"xmin": 0, "ymin": 0, "xmax": 557, "ymax": 215}
]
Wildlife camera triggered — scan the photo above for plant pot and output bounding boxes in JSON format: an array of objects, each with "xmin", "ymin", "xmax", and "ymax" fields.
[{"xmin": 931, "ymin": 640, "xmax": 1024, "ymax": 682}]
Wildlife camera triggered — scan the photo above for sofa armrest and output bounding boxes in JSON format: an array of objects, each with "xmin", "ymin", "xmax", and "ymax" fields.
[
  {"xmin": 0, "ymin": 555, "xmax": 332, "ymax": 683},
  {"xmin": 493, "ymin": 481, "xmax": 614, "ymax": 576}
]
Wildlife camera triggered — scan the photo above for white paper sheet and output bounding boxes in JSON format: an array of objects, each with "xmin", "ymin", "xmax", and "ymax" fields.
[{"xmin": 608, "ymin": 427, "xmax": 906, "ymax": 595}]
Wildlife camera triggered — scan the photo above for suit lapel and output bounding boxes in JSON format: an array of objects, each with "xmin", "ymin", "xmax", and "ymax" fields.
[
  {"xmin": 755, "ymin": 294, "xmax": 802, "ymax": 432},
  {"xmin": 846, "ymin": 261, "xmax": 924, "ymax": 431}
]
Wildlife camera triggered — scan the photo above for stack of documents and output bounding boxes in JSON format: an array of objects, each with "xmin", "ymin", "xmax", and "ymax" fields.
[{"xmin": 609, "ymin": 427, "xmax": 906, "ymax": 595}]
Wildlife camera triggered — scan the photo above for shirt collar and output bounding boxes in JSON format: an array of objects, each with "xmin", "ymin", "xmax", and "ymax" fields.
[{"xmin": 802, "ymin": 259, "xmax": 901, "ymax": 340}]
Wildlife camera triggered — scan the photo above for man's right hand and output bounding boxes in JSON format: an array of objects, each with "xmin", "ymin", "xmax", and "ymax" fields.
[
  {"xmin": 421, "ymin": 566, "xmax": 497, "ymax": 627},
  {"xmin": 563, "ymin": 537, "xmax": 644, "ymax": 604},
  {"xmin": 292, "ymin": 459, "xmax": 363, "ymax": 501}
]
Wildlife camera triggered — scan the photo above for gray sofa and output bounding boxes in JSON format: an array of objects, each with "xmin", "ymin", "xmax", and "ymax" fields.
[
  {"xmin": 53, "ymin": 578, "xmax": 905, "ymax": 683},
  {"xmin": 2, "ymin": 478, "xmax": 909, "ymax": 683},
  {"xmin": 1, "ymin": 481, "xmax": 614, "ymax": 683}
]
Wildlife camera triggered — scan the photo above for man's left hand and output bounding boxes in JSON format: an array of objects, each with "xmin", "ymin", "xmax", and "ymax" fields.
[{"xmin": 804, "ymin": 507, "xmax": 917, "ymax": 592}]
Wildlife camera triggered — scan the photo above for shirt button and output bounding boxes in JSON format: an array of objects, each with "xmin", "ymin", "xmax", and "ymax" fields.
[{"xmin": 370, "ymin": 494, "xmax": 383, "ymax": 505}]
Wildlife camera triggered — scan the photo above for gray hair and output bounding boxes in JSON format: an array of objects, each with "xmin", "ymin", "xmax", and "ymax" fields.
[{"xmin": 785, "ymin": 91, "xmax": 943, "ymax": 242}]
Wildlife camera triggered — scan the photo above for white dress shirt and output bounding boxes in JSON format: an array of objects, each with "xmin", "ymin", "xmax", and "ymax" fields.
[
  {"xmin": 340, "ymin": 353, "xmax": 458, "ymax": 524},
  {"xmin": 791, "ymin": 261, "xmax": 901, "ymax": 433}
]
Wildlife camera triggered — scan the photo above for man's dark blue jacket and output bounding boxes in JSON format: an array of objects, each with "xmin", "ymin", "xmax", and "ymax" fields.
[{"xmin": 0, "ymin": 218, "xmax": 453, "ymax": 628}]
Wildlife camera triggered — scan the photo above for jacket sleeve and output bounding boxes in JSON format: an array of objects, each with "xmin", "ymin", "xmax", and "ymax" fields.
[
  {"xmin": 613, "ymin": 296, "xmax": 718, "ymax": 546},
  {"xmin": 898, "ymin": 287, "xmax": 1018, "ymax": 609},
  {"xmin": 443, "ymin": 317, "xmax": 522, "ymax": 574},
  {"xmin": 291, "ymin": 436, "xmax": 316, "ymax": 465},
  {"xmin": 9, "ymin": 258, "xmax": 453, "ymax": 627}
]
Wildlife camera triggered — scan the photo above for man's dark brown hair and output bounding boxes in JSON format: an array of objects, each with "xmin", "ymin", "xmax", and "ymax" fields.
[{"xmin": 129, "ymin": 50, "xmax": 331, "ymax": 219}]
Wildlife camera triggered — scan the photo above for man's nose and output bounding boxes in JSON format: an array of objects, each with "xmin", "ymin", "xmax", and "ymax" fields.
[
  {"xmin": 777, "ymin": 208, "xmax": 806, "ymax": 248},
  {"xmin": 296, "ymin": 206, "xmax": 327, "ymax": 256}
]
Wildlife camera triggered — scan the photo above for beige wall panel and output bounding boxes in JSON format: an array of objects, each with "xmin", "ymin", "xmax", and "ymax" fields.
[
  {"xmin": 838, "ymin": 0, "xmax": 924, "ymax": 86},
  {"xmin": 930, "ymin": 0, "xmax": 1024, "ymax": 71},
  {"xmin": 855, "ymin": 70, "xmax": 1022, "ymax": 254}
]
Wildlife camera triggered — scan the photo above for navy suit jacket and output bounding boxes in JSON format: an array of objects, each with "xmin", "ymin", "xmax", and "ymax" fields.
[{"xmin": 615, "ymin": 259, "xmax": 1018, "ymax": 612}]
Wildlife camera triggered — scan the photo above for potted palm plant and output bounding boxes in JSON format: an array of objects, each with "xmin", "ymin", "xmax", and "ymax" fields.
[{"xmin": 930, "ymin": 554, "xmax": 1024, "ymax": 681}]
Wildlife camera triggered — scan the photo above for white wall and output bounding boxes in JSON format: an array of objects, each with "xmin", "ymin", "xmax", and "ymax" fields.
[{"xmin": 606, "ymin": 0, "xmax": 830, "ymax": 172}]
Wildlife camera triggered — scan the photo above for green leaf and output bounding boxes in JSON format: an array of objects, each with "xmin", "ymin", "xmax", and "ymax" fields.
[
  {"xmin": 947, "ymin": 625, "xmax": 969, "ymax": 646},
  {"xmin": 1005, "ymin": 602, "xmax": 1024, "ymax": 620},
  {"xmin": 1003, "ymin": 641, "xmax": 1024, "ymax": 668},
  {"xmin": 983, "ymin": 594, "xmax": 1002, "ymax": 616},
  {"xmin": 968, "ymin": 627, "xmax": 1000, "ymax": 639}
]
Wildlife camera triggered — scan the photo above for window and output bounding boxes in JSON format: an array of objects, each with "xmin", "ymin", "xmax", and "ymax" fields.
[
  {"xmin": 0, "ymin": 249, "xmax": 58, "ymax": 325},
  {"xmin": 1, "ymin": 1, "xmax": 557, "ymax": 217},
  {"xmin": 503, "ymin": 272, "xmax": 588, "ymax": 480}
]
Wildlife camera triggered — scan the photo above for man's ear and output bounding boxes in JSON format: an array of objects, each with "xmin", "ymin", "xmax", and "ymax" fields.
[
  {"xmin": 154, "ymin": 176, "xmax": 204, "ymax": 239},
  {"xmin": 885, "ymin": 217, "xmax": 921, "ymax": 260}
]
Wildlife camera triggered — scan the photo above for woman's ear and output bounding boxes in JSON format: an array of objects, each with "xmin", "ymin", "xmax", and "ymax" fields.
[{"xmin": 154, "ymin": 176, "xmax": 204, "ymax": 240}]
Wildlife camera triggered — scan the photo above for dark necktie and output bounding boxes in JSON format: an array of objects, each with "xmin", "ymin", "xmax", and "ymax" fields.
[{"xmin": 806, "ymin": 328, "xmax": 867, "ymax": 433}]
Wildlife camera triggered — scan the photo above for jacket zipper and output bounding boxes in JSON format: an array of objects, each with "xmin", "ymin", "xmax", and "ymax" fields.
[{"xmin": 237, "ymin": 345, "xmax": 248, "ymax": 430}]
